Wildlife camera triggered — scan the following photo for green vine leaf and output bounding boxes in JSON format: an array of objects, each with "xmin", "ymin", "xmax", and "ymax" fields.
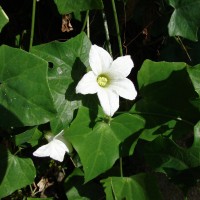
[
  {"xmin": 141, "ymin": 121, "xmax": 200, "ymax": 173},
  {"xmin": 0, "ymin": 145, "xmax": 36, "ymax": 199},
  {"xmin": 0, "ymin": 45, "xmax": 56, "ymax": 127},
  {"xmin": 167, "ymin": 0, "xmax": 200, "ymax": 41},
  {"xmin": 54, "ymin": 0, "xmax": 103, "ymax": 14},
  {"xmin": 187, "ymin": 64, "xmax": 200, "ymax": 96},
  {"xmin": 133, "ymin": 59, "xmax": 199, "ymax": 126},
  {"xmin": 102, "ymin": 174, "xmax": 162, "ymax": 200},
  {"xmin": 184, "ymin": 120, "xmax": 200, "ymax": 167},
  {"xmin": 15, "ymin": 127, "xmax": 42, "ymax": 147},
  {"xmin": 67, "ymin": 106, "xmax": 145, "ymax": 182},
  {"xmin": 32, "ymin": 32, "xmax": 91, "ymax": 133}
]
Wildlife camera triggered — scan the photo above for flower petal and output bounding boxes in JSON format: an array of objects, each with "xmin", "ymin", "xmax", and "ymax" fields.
[
  {"xmin": 97, "ymin": 88, "xmax": 119, "ymax": 117},
  {"xmin": 76, "ymin": 71, "xmax": 99, "ymax": 94},
  {"xmin": 49, "ymin": 139, "xmax": 68, "ymax": 162},
  {"xmin": 110, "ymin": 78, "xmax": 137, "ymax": 100},
  {"xmin": 33, "ymin": 144, "xmax": 51, "ymax": 157},
  {"xmin": 89, "ymin": 45, "xmax": 113, "ymax": 75},
  {"xmin": 54, "ymin": 130, "xmax": 73, "ymax": 153},
  {"xmin": 33, "ymin": 138, "xmax": 68, "ymax": 162},
  {"xmin": 108, "ymin": 55, "xmax": 134, "ymax": 79}
]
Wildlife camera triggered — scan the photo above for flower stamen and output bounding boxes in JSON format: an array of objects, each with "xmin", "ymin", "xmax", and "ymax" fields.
[{"xmin": 97, "ymin": 75, "xmax": 109, "ymax": 87}]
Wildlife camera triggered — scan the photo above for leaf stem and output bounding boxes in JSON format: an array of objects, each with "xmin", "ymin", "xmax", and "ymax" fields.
[
  {"xmin": 102, "ymin": 10, "xmax": 112, "ymax": 56},
  {"xmin": 29, "ymin": 0, "xmax": 37, "ymax": 51},
  {"xmin": 119, "ymin": 157, "xmax": 123, "ymax": 177},
  {"xmin": 81, "ymin": 10, "xmax": 89, "ymax": 32},
  {"xmin": 111, "ymin": 0, "xmax": 123, "ymax": 177},
  {"xmin": 111, "ymin": 0, "xmax": 123, "ymax": 56},
  {"xmin": 87, "ymin": 11, "xmax": 90, "ymax": 39},
  {"xmin": 14, "ymin": 147, "xmax": 22, "ymax": 155}
]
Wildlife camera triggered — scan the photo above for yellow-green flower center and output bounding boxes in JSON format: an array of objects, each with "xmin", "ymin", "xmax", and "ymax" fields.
[{"xmin": 97, "ymin": 75, "xmax": 109, "ymax": 87}]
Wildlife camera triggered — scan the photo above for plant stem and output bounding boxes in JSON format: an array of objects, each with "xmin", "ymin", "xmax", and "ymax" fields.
[
  {"xmin": 81, "ymin": 10, "xmax": 89, "ymax": 32},
  {"xmin": 102, "ymin": 10, "xmax": 112, "ymax": 56},
  {"xmin": 29, "ymin": 0, "xmax": 37, "ymax": 51},
  {"xmin": 87, "ymin": 11, "xmax": 90, "ymax": 38},
  {"xmin": 119, "ymin": 157, "xmax": 123, "ymax": 177},
  {"xmin": 111, "ymin": 0, "xmax": 123, "ymax": 56},
  {"xmin": 111, "ymin": 0, "xmax": 124, "ymax": 177}
]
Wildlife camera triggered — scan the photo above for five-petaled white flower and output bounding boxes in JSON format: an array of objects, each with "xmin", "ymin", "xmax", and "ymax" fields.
[
  {"xmin": 33, "ymin": 130, "xmax": 73, "ymax": 162},
  {"xmin": 76, "ymin": 45, "xmax": 137, "ymax": 116}
]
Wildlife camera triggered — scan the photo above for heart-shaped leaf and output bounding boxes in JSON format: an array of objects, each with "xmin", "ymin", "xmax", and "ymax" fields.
[
  {"xmin": 133, "ymin": 59, "xmax": 199, "ymax": 126},
  {"xmin": 32, "ymin": 32, "xmax": 91, "ymax": 133},
  {"xmin": 67, "ymin": 106, "xmax": 145, "ymax": 182},
  {"xmin": 0, "ymin": 45, "xmax": 56, "ymax": 127}
]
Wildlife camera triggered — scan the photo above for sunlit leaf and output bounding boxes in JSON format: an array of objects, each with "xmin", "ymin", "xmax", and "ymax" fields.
[
  {"xmin": 0, "ymin": 6, "xmax": 9, "ymax": 32},
  {"xmin": 187, "ymin": 64, "xmax": 200, "ymax": 96},
  {"xmin": 32, "ymin": 32, "xmax": 91, "ymax": 133},
  {"xmin": 67, "ymin": 106, "xmax": 145, "ymax": 182},
  {"xmin": 0, "ymin": 45, "xmax": 56, "ymax": 127},
  {"xmin": 0, "ymin": 145, "xmax": 36, "ymax": 199}
]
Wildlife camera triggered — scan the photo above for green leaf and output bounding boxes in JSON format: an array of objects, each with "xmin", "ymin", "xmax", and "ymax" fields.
[
  {"xmin": 111, "ymin": 113, "xmax": 145, "ymax": 156},
  {"xmin": 137, "ymin": 59, "xmax": 186, "ymax": 88},
  {"xmin": 0, "ymin": 6, "xmax": 9, "ymax": 32},
  {"xmin": 0, "ymin": 45, "xmax": 56, "ymax": 127},
  {"xmin": 184, "ymin": 121, "xmax": 200, "ymax": 167},
  {"xmin": 131, "ymin": 60, "xmax": 199, "ymax": 158},
  {"xmin": 167, "ymin": 0, "xmax": 200, "ymax": 41},
  {"xmin": 54, "ymin": 0, "xmax": 103, "ymax": 14},
  {"xmin": 187, "ymin": 64, "xmax": 200, "ymax": 96},
  {"xmin": 102, "ymin": 174, "xmax": 162, "ymax": 200},
  {"xmin": 67, "ymin": 106, "xmax": 145, "ymax": 182},
  {"xmin": 32, "ymin": 32, "xmax": 91, "ymax": 133},
  {"xmin": 141, "ymin": 121, "xmax": 200, "ymax": 173},
  {"xmin": 133, "ymin": 59, "xmax": 199, "ymax": 125},
  {"xmin": 0, "ymin": 145, "xmax": 36, "ymax": 199},
  {"xmin": 186, "ymin": 64, "xmax": 200, "ymax": 112},
  {"xmin": 15, "ymin": 127, "xmax": 42, "ymax": 147},
  {"xmin": 142, "ymin": 136, "xmax": 189, "ymax": 173}
]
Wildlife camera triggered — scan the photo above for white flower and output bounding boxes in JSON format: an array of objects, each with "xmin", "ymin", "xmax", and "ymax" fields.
[
  {"xmin": 76, "ymin": 45, "xmax": 137, "ymax": 116},
  {"xmin": 33, "ymin": 130, "xmax": 73, "ymax": 162}
]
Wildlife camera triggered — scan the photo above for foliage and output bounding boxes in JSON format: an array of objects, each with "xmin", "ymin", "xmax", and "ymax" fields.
[
  {"xmin": 1, "ymin": 0, "xmax": 200, "ymax": 199},
  {"xmin": 167, "ymin": 0, "xmax": 200, "ymax": 41},
  {"xmin": 0, "ymin": 6, "xmax": 8, "ymax": 32}
]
